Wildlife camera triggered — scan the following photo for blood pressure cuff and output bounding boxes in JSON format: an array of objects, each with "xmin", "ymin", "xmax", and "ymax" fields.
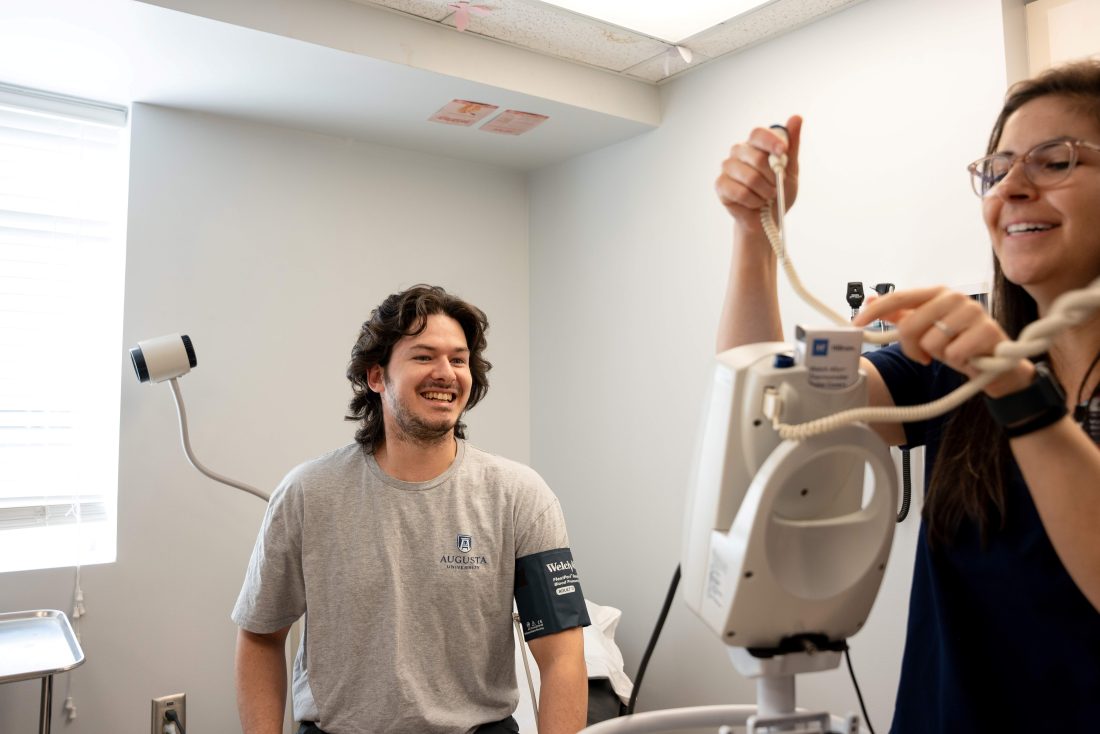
[{"xmin": 514, "ymin": 548, "xmax": 590, "ymax": 641}]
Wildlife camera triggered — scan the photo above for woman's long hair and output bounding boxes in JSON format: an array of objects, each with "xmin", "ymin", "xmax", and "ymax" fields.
[{"xmin": 924, "ymin": 59, "xmax": 1100, "ymax": 546}]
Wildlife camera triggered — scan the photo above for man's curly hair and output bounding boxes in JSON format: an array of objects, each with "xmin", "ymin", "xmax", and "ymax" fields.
[{"xmin": 346, "ymin": 284, "xmax": 491, "ymax": 451}]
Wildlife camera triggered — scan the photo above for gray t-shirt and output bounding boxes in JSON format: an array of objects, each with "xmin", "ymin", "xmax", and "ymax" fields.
[{"xmin": 231, "ymin": 439, "xmax": 572, "ymax": 734}]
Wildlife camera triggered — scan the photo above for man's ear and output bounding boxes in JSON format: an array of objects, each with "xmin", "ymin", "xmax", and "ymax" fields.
[{"xmin": 366, "ymin": 364, "xmax": 385, "ymax": 393}]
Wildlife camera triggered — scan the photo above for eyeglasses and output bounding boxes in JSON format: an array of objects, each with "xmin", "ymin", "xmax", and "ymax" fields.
[{"xmin": 967, "ymin": 138, "xmax": 1100, "ymax": 197}]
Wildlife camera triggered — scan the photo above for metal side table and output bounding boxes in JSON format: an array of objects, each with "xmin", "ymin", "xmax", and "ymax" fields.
[{"xmin": 0, "ymin": 610, "xmax": 85, "ymax": 734}]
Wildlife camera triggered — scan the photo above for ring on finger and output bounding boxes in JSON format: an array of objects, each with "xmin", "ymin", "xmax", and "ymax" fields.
[{"xmin": 933, "ymin": 319, "xmax": 954, "ymax": 337}]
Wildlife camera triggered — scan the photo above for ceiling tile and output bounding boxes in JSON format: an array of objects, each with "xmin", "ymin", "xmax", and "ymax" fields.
[
  {"xmin": 348, "ymin": 0, "xmax": 452, "ymax": 22},
  {"xmin": 443, "ymin": 0, "xmax": 672, "ymax": 73}
]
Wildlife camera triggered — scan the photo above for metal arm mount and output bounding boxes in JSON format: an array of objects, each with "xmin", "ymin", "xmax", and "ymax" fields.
[{"xmin": 168, "ymin": 377, "xmax": 269, "ymax": 502}]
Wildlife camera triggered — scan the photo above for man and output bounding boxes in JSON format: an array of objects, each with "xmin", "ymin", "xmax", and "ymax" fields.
[{"xmin": 232, "ymin": 284, "xmax": 590, "ymax": 734}]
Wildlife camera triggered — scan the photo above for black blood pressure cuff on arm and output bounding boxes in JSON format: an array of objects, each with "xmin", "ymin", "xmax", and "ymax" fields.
[{"xmin": 514, "ymin": 548, "xmax": 591, "ymax": 641}]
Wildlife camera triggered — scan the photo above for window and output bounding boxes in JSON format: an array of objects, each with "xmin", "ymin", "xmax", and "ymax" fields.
[{"xmin": 0, "ymin": 83, "xmax": 129, "ymax": 573}]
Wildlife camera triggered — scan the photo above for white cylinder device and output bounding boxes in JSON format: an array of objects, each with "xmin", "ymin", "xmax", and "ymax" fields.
[{"xmin": 129, "ymin": 333, "xmax": 197, "ymax": 383}]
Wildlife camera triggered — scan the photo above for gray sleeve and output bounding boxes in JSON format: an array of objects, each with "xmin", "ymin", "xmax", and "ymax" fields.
[
  {"xmin": 514, "ymin": 477, "xmax": 570, "ymax": 559},
  {"xmin": 231, "ymin": 476, "xmax": 307, "ymax": 633}
]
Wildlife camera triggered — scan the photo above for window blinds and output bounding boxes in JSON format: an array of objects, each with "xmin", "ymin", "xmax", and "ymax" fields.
[{"xmin": 0, "ymin": 83, "xmax": 128, "ymax": 572}]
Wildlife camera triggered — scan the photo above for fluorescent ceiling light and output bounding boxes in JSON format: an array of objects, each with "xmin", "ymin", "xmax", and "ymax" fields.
[{"xmin": 538, "ymin": 0, "xmax": 773, "ymax": 42}]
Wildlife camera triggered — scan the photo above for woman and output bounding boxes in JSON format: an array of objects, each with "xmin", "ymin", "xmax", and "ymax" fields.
[{"xmin": 714, "ymin": 60, "xmax": 1100, "ymax": 732}]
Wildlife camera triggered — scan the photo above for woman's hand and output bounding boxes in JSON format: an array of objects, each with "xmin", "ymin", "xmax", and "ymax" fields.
[
  {"xmin": 853, "ymin": 286, "xmax": 1035, "ymax": 397},
  {"xmin": 715, "ymin": 115, "xmax": 802, "ymax": 236}
]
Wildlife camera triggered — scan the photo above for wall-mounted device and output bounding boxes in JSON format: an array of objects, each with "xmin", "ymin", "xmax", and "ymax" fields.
[
  {"xmin": 129, "ymin": 334, "xmax": 267, "ymax": 501},
  {"xmin": 845, "ymin": 282, "xmax": 865, "ymax": 320},
  {"xmin": 130, "ymin": 334, "xmax": 196, "ymax": 384}
]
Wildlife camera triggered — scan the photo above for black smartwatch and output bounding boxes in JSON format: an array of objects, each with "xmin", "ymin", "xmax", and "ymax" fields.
[{"xmin": 984, "ymin": 362, "xmax": 1068, "ymax": 438}]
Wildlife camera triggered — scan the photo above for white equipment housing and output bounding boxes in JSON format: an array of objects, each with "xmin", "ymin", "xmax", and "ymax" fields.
[{"xmin": 680, "ymin": 341, "xmax": 897, "ymax": 667}]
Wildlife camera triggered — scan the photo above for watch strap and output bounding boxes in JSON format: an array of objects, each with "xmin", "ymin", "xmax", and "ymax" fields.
[
  {"xmin": 1002, "ymin": 403, "xmax": 1068, "ymax": 438},
  {"xmin": 984, "ymin": 362, "xmax": 1067, "ymax": 432}
]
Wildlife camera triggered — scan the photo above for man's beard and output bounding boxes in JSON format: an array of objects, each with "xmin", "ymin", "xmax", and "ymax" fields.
[{"xmin": 383, "ymin": 381, "xmax": 458, "ymax": 446}]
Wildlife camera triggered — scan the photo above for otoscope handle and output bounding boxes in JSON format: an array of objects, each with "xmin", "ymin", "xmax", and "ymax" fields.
[{"xmin": 768, "ymin": 124, "xmax": 789, "ymax": 171}]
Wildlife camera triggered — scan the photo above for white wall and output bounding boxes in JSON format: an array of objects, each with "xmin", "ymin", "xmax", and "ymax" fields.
[
  {"xmin": 529, "ymin": 0, "xmax": 1011, "ymax": 729},
  {"xmin": 0, "ymin": 104, "xmax": 531, "ymax": 732}
]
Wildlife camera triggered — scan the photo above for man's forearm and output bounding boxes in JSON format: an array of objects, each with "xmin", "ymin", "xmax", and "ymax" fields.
[
  {"xmin": 528, "ymin": 626, "xmax": 588, "ymax": 734},
  {"xmin": 537, "ymin": 658, "xmax": 588, "ymax": 734},
  {"xmin": 236, "ymin": 627, "xmax": 291, "ymax": 734}
]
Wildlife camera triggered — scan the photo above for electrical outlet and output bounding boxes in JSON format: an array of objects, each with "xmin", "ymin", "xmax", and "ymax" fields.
[{"xmin": 151, "ymin": 692, "xmax": 186, "ymax": 734}]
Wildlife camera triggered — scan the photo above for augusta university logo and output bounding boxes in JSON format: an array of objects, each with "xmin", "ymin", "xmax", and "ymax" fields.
[{"xmin": 440, "ymin": 533, "xmax": 487, "ymax": 570}]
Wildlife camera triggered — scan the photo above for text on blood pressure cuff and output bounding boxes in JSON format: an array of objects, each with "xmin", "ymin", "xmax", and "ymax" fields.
[{"xmin": 514, "ymin": 548, "xmax": 590, "ymax": 641}]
